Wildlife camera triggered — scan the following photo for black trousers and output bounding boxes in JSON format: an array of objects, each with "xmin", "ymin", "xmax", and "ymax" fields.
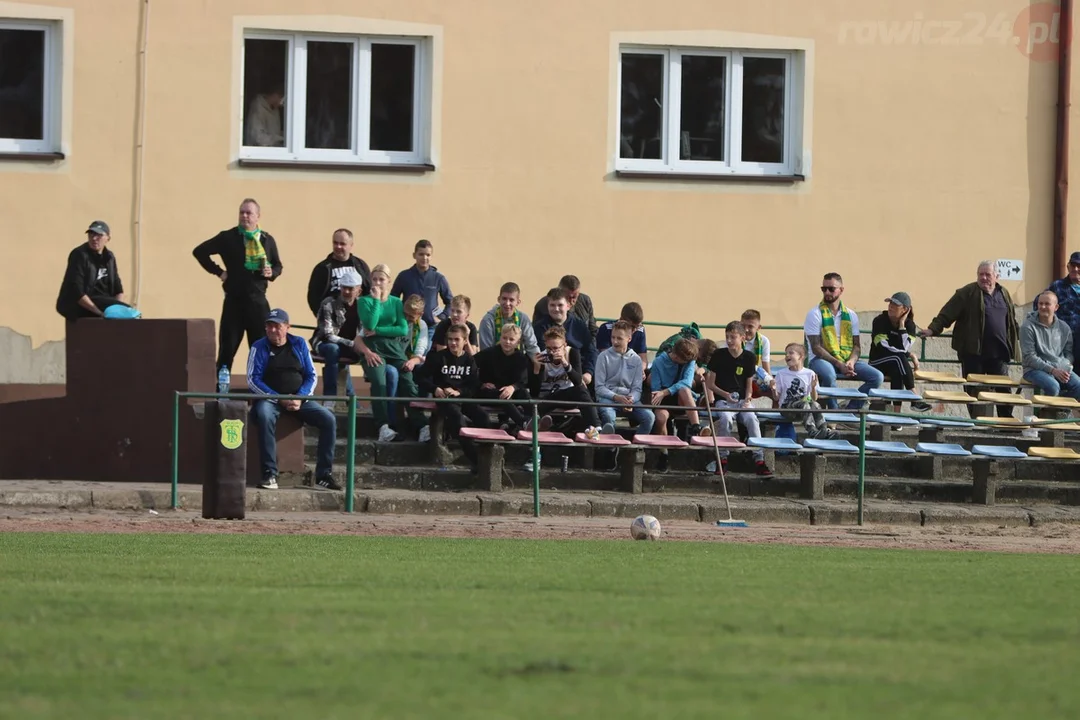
[
  {"xmin": 869, "ymin": 354, "xmax": 915, "ymax": 391},
  {"xmin": 439, "ymin": 402, "xmax": 490, "ymax": 465},
  {"xmin": 218, "ymin": 293, "xmax": 270, "ymax": 369},
  {"xmin": 959, "ymin": 354, "xmax": 1014, "ymax": 419},
  {"xmin": 477, "ymin": 386, "xmax": 530, "ymax": 428},
  {"xmin": 540, "ymin": 385, "xmax": 600, "ymax": 429}
]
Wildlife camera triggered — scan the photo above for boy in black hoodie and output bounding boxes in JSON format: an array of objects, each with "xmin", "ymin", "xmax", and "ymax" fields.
[
  {"xmin": 418, "ymin": 323, "xmax": 488, "ymax": 468},
  {"xmin": 476, "ymin": 324, "xmax": 531, "ymax": 432}
]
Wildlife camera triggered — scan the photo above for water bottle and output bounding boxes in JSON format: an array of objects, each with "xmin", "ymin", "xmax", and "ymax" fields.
[
  {"xmin": 217, "ymin": 366, "xmax": 230, "ymax": 395},
  {"xmin": 730, "ymin": 392, "xmax": 740, "ymax": 404}
]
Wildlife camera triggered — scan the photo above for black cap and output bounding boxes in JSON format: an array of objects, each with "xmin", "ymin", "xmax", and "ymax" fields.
[
  {"xmin": 1069, "ymin": 251, "xmax": 1080, "ymax": 266},
  {"xmin": 86, "ymin": 220, "xmax": 110, "ymax": 236},
  {"xmin": 266, "ymin": 308, "xmax": 290, "ymax": 325}
]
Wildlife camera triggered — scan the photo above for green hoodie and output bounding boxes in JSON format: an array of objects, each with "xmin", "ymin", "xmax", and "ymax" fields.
[{"xmin": 357, "ymin": 295, "xmax": 407, "ymax": 362}]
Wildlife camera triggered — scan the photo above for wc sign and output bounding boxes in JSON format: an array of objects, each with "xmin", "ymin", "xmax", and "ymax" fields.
[{"xmin": 996, "ymin": 259, "xmax": 1024, "ymax": 281}]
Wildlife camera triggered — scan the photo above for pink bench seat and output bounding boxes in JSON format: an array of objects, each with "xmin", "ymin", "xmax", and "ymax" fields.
[
  {"xmin": 690, "ymin": 436, "xmax": 747, "ymax": 449},
  {"xmin": 460, "ymin": 427, "xmax": 517, "ymax": 442},
  {"xmin": 516, "ymin": 430, "xmax": 574, "ymax": 444},
  {"xmin": 574, "ymin": 432, "xmax": 631, "ymax": 446},
  {"xmin": 633, "ymin": 435, "xmax": 688, "ymax": 448},
  {"xmin": 410, "ymin": 401, "xmax": 437, "ymax": 410}
]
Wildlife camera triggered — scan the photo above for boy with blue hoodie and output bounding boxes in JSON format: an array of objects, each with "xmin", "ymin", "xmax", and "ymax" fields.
[
  {"xmin": 389, "ymin": 239, "xmax": 453, "ymax": 340},
  {"xmin": 649, "ymin": 337, "xmax": 705, "ymax": 438},
  {"xmin": 595, "ymin": 321, "xmax": 655, "ymax": 435}
]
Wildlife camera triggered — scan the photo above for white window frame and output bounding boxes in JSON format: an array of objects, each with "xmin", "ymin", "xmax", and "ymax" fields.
[
  {"xmin": 239, "ymin": 31, "xmax": 429, "ymax": 166},
  {"xmin": 616, "ymin": 46, "xmax": 798, "ymax": 177},
  {"xmin": 0, "ymin": 19, "xmax": 60, "ymax": 154}
]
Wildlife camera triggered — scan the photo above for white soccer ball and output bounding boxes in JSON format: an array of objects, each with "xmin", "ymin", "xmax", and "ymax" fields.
[{"xmin": 631, "ymin": 514, "xmax": 662, "ymax": 541}]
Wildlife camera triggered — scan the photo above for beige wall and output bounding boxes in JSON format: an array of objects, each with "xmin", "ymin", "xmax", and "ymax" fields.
[{"xmin": 0, "ymin": 0, "xmax": 1070, "ymax": 367}]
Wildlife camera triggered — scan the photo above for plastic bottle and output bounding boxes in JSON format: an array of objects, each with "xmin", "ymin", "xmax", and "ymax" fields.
[
  {"xmin": 217, "ymin": 366, "xmax": 230, "ymax": 395},
  {"xmin": 730, "ymin": 392, "xmax": 740, "ymax": 403}
]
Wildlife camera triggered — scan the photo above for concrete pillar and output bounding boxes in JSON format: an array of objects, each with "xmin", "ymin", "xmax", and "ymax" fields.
[
  {"xmin": 799, "ymin": 452, "xmax": 826, "ymax": 500},
  {"xmin": 971, "ymin": 458, "xmax": 998, "ymax": 505}
]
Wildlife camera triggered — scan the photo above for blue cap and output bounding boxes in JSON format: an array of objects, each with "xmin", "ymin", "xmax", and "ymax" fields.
[
  {"xmin": 266, "ymin": 308, "xmax": 290, "ymax": 325},
  {"xmin": 1069, "ymin": 252, "xmax": 1080, "ymax": 266}
]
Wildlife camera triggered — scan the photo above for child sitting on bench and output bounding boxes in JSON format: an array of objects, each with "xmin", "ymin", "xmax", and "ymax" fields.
[{"xmin": 772, "ymin": 343, "xmax": 838, "ymax": 440}]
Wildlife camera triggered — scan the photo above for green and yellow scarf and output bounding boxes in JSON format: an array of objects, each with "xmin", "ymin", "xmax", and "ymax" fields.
[
  {"xmin": 749, "ymin": 333, "xmax": 764, "ymax": 365},
  {"xmin": 407, "ymin": 320, "xmax": 421, "ymax": 356},
  {"xmin": 240, "ymin": 226, "xmax": 267, "ymax": 271},
  {"xmin": 820, "ymin": 301, "xmax": 853, "ymax": 362},
  {"xmin": 494, "ymin": 310, "xmax": 521, "ymax": 346}
]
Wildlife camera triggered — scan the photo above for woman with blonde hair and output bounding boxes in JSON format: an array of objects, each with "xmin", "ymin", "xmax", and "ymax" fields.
[{"xmin": 357, "ymin": 264, "xmax": 428, "ymax": 442}]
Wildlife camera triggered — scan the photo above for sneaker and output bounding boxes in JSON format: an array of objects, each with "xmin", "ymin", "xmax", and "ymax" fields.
[
  {"xmin": 258, "ymin": 476, "xmax": 278, "ymax": 490},
  {"xmin": 322, "ymin": 400, "xmax": 338, "ymax": 412},
  {"xmin": 698, "ymin": 424, "xmax": 713, "ymax": 437},
  {"xmin": 705, "ymin": 458, "xmax": 729, "ymax": 475},
  {"xmin": 418, "ymin": 425, "xmax": 431, "ymax": 443},
  {"xmin": 378, "ymin": 424, "xmax": 398, "ymax": 443},
  {"xmin": 911, "ymin": 401, "xmax": 933, "ymax": 413},
  {"xmin": 315, "ymin": 475, "xmax": 343, "ymax": 491},
  {"xmin": 523, "ymin": 452, "xmax": 541, "ymax": 472},
  {"xmin": 601, "ymin": 422, "xmax": 615, "ymax": 435},
  {"xmin": 527, "ymin": 415, "xmax": 553, "ymax": 432},
  {"xmin": 755, "ymin": 461, "xmax": 774, "ymax": 478},
  {"xmin": 823, "ymin": 427, "xmax": 840, "ymax": 440}
]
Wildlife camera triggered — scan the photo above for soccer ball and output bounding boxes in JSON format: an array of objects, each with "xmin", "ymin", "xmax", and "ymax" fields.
[{"xmin": 630, "ymin": 514, "xmax": 662, "ymax": 541}]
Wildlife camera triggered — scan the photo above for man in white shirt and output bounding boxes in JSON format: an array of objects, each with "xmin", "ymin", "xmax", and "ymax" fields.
[
  {"xmin": 803, "ymin": 272, "xmax": 883, "ymax": 409},
  {"xmin": 244, "ymin": 87, "xmax": 285, "ymax": 147}
]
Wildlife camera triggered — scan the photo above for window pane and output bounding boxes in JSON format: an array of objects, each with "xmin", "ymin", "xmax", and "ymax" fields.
[
  {"xmin": 370, "ymin": 44, "xmax": 415, "ymax": 152},
  {"xmin": 243, "ymin": 39, "xmax": 288, "ymax": 147},
  {"xmin": 0, "ymin": 29, "xmax": 46, "ymax": 141},
  {"xmin": 741, "ymin": 57, "xmax": 786, "ymax": 164},
  {"xmin": 679, "ymin": 55, "xmax": 726, "ymax": 162},
  {"xmin": 619, "ymin": 54, "xmax": 664, "ymax": 160},
  {"xmin": 305, "ymin": 41, "xmax": 353, "ymax": 150}
]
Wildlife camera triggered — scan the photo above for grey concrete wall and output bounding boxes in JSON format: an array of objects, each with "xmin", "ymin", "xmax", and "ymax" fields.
[{"xmin": 0, "ymin": 327, "xmax": 65, "ymax": 383}]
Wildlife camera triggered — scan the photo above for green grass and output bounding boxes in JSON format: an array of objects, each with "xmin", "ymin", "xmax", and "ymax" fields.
[{"xmin": 0, "ymin": 534, "xmax": 1078, "ymax": 719}]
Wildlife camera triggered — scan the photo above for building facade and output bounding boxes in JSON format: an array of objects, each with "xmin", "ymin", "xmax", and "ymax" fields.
[{"xmin": 0, "ymin": 0, "xmax": 1070, "ymax": 369}]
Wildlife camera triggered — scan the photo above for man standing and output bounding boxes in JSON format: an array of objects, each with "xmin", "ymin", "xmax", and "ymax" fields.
[
  {"xmin": 533, "ymin": 275, "xmax": 598, "ymax": 338},
  {"xmin": 923, "ymin": 261, "xmax": 1020, "ymax": 418},
  {"xmin": 1020, "ymin": 291, "xmax": 1080, "ymax": 399},
  {"xmin": 306, "ymin": 228, "xmax": 371, "ymax": 316},
  {"xmin": 1034, "ymin": 251, "xmax": 1080, "ymax": 373},
  {"xmin": 248, "ymin": 309, "xmax": 340, "ymax": 491},
  {"xmin": 193, "ymin": 198, "xmax": 283, "ymax": 390},
  {"xmin": 803, "ymin": 272, "xmax": 883, "ymax": 409},
  {"xmin": 55, "ymin": 220, "xmax": 128, "ymax": 321}
]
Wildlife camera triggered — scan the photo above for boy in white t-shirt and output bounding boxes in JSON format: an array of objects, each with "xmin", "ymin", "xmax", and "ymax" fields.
[{"xmin": 771, "ymin": 343, "xmax": 838, "ymax": 440}]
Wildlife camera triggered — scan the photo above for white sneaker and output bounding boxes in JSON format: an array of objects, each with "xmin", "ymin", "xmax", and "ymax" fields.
[
  {"xmin": 523, "ymin": 452, "xmax": 541, "ymax": 472},
  {"xmin": 378, "ymin": 424, "xmax": 398, "ymax": 443},
  {"xmin": 601, "ymin": 423, "xmax": 615, "ymax": 435},
  {"xmin": 258, "ymin": 476, "xmax": 278, "ymax": 490},
  {"xmin": 418, "ymin": 425, "xmax": 431, "ymax": 443}
]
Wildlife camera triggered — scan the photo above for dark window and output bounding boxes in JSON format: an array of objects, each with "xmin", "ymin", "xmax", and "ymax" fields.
[
  {"xmin": 741, "ymin": 57, "xmax": 786, "ymax": 164},
  {"xmin": 305, "ymin": 41, "xmax": 353, "ymax": 150},
  {"xmin": 370, "ymin": 44, "xmax": 415, "ymax": 152},
  {"xmin": 0, "ymin": 28, "xmax": 46, "ymax": 141},
  {"xmin": 619, "ymin": 54, "xmax": 664, "ymax": 160},
  {"xmin": 679, "ymin": 55, "xmax": 726, "ymax": 161},
  {"xmin": 242, "ymin": 39, "xmax": 288, "ymax": 147}
]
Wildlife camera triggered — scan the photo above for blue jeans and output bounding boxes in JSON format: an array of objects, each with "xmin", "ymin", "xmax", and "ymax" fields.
[
  {"xmin": 1023, "ymin": 369, "xmax": 1080, "ymax": 400},
  {"xmin": 598, "ymin": 404, "xmax": 656, "ymax": 434},
  {"xmin": 809, "ymin": 357, "xmax": 884, "ymax": 409},
  {"xmin": 316, "ymin": 342, "xmax": 357, "ymax": 397},
  {"xmin": 251, "ymin": 399, "xmax": 336, "ymax": 479}
]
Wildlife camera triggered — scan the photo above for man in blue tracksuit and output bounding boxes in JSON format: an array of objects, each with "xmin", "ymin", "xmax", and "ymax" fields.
[
  {"xmin": 389, "ymin": 239, "xmax": 453, "ymax": 341},
  {"xmin": 247, "ymin": 308, "xmax": 339, "ymax": 491},
  {"xmin": 1034, "ymin": 251, "xmax": 1080, "ymax": 372}
]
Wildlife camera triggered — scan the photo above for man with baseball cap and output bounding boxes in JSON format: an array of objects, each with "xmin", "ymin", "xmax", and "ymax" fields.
[
  {"xmin": 247, "ymin": 308, "xmax": 340, "ymax": 491},
  {"xmin": 55, "ymin": 220, "xmax": 130, "ymax": 321},
  {"xmin": 1034, "ymin": 251, "xmax": 1080, "ymax": 373},
  {"xmin": 311, "ymin": 268, "xmax": 383, "ymax": 402}
]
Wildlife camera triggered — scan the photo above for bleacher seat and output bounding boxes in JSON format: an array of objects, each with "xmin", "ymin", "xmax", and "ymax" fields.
[
  {"xmin": 869, "ymin": 388, "xmax": 922, "ymax": 401},
  {"xmin": 864, "ymin": 440, "xmax": 916, "ymax": 454},
  {"xmin": 804, "ymin": 438, "xmax": 859, "ymax": 453},
  {"xmin": 748, "ymin": 437, "xmax": 802, "ymax": 451},
  {"xmin": 972, "ymin": 445, "xmax": 1027, "ymax": 459},
  {"xmin": 915, "ymin": 442, "xmax": 971, "ymax": 456}
]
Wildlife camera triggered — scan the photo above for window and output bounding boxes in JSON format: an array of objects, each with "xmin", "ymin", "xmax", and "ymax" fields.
[
  {"xmin": 0, "ymin": 21, "xmax": 58, "ymax": 154},
  {"xmin": 241, "ymin": 32, "xmax": 428, "ymax": 166},
  {"xmin": 617, "ymin": 47, "xmax": 799, "ymax": 177}
]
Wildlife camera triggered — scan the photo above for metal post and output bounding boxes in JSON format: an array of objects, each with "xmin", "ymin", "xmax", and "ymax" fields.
[
  {"xmin": 345, "ymin": 394, "xmax": 357, "ymax": 513},
  {"xmin": 857, "ymin": 410, "xmax": 867, "ymax": 526},
  {"xmin": 171, "ymin": 391, "xmax": 180, "ymax": 510},
  {"xmin": 531, "ymin": 403, "xmax": 540, "ymax": 518}
]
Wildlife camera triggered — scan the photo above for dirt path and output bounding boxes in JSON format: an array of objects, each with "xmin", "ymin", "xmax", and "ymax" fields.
[{"xmin": 2, "ymin": 508, "xmax": 1079, "ymax": 554}]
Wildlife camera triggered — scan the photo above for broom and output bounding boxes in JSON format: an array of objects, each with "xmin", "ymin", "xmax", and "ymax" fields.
[{"xmin": 703, "ymin": 386, "xmax": 748, "ymax": 528}]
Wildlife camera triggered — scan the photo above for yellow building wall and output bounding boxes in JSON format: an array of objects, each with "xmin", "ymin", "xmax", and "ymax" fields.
[{"xmin": 0, "ymin": 0, "xmax": 1069, "ymax": 366}]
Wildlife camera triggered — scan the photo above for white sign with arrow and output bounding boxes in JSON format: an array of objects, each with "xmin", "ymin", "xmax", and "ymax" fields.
[{"xmin": 996, "ymin": 259, "xmax": 1024, "ymax": 281}]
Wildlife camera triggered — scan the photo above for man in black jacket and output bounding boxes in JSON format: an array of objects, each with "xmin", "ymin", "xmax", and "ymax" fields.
[
  {"xmin": 305, "ymin": 228, "xmax": 371, "ymax": 316},
  {"xmin": 532, "ymin": 275, "xmax": 598, "ymax": 339},
  {"xmin": 193, "ymin": 198, "xmax": 283, "ymax": 375},
  {"xmin": 55, "ymin": 220, "xmax": 128, "ymax": 321}
]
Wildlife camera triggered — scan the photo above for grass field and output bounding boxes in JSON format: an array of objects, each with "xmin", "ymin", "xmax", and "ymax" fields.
[{"xmin": 1, "ymin": 533, "xmax": 1078, "ymax": 719}]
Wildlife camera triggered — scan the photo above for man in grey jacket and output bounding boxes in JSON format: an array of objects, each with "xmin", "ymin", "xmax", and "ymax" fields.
[{"xmin": 1021, "ymin": 291, "xmax": 1080, "ymax": 399}]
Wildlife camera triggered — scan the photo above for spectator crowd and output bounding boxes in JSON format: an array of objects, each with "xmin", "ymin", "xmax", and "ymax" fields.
[{"xmin": 54, "ymin": 200, "xmax": 1080, "ymax": 488}]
